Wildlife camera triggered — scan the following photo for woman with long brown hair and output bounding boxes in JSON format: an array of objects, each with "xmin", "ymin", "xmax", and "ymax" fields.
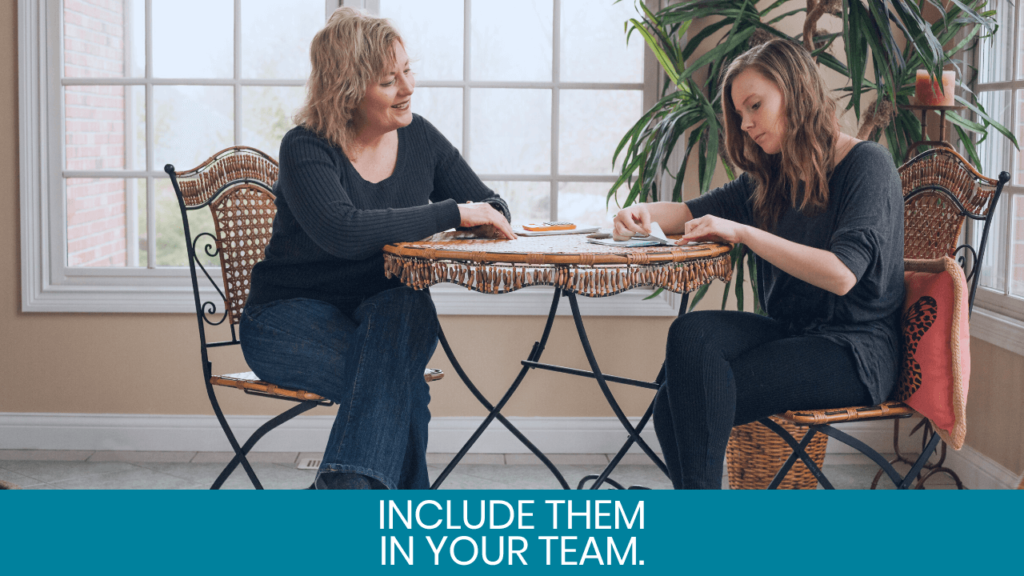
[
  {"xmin": 239, "ymin": 8, "xmax": 515, "ymax": 490},
  {"xmin": 613, "ymin": 38, "xmax": 904, "ymax": 489}
]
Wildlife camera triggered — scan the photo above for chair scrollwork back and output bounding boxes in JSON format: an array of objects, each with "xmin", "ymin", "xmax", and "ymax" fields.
[
  {"xmin": 899, "ymin": 147, "xmax": 1010, "ymax": 313},
  {"xmin": 165, "ymin": 147, "xmax": 279, "ymax": 360}
]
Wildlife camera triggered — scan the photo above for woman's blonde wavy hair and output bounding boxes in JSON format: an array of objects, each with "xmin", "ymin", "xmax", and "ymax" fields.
[
  {"xmin": 293, "ymin": 7, "xmax": 403, "ymax": 150},
  {"xmin": 721, "ymin": 38, "xmax": 839, "ymax": 231}
]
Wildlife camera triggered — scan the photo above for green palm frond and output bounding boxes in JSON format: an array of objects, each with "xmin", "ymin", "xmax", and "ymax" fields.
[{"xmin": 613, "ymin": 0, "xmax": 1015, "ymax": 313}]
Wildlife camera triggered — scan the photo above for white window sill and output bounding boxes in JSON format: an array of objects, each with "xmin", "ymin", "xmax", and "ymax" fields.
[
  {"xmin": 22, "ymin": 270, "xmax": 686, "ymax": 317},
  {"xmin": 971, "ymin": 307, "xmax": 1024, "ymax": 357}
]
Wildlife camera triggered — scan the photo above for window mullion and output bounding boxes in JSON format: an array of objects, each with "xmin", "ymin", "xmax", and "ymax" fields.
[
  {"xmin": 463, "ymin": 0, "xmax": 472, "ymax": 164},
  {"xmin": 1001, "ymin": 179, "xmax": 1013, "ymax": 296},
  {"xmin": 551, "ymin": 0, "xmax": 560, "ymax": 222},
  {"xmin": 234, "ymin": 0, "xmax": 242, "ymax": 146},
  {"xmin": 145, "ymin": 0, "xmax": 155, "ymax": 268},
  {"xmin": 123, "ymin": 0, "xmax": 138, "ymax": 267},
  {"xmin": 1013, "ymin": 1, "xmax": 1020, "ymax": 85}
]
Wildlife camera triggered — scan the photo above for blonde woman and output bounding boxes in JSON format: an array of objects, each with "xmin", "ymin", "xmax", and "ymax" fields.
[
  {"xmin": 614, "ymin": 39, "xmax": 904, "ymax": 489},
  {"xmin": 240, "ymin": 8, "xmax": 514, "ymax": 490}
]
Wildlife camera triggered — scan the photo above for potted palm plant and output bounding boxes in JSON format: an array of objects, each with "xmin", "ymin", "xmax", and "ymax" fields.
[{"xmin": 612, "ymin": 0, "xmax": 1017, "ymax": 312}]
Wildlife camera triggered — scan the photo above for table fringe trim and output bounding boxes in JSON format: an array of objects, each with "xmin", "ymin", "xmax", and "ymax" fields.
[{"xmin": 383, "ymin": 253, "xmax": 733, "ymax": 297}]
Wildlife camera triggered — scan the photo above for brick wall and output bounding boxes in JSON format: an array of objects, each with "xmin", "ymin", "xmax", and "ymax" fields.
[{"xmin": 64, "ymin": 0, "xmax": 128, "ymax": 267}]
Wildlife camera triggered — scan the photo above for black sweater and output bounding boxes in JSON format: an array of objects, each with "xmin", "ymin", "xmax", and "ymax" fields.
[
  {"xmin": 686, "ymin": 141, "xmax": 905, "ymax": 404},
  {"xmin": 246, "ymin": 114, "xmax": 508, "ymax": 315}
]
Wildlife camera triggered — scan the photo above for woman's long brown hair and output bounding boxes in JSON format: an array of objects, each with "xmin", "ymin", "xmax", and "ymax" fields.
[
  {"xmin": 293, "ymin": 7, "xmax": 403, "ymax": 150},
  {"xmin": 721, "ymin": 39, "xmax": 838, "ymax": 230}
]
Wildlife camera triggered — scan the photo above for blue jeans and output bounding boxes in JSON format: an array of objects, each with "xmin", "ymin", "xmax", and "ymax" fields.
[{"xmin": 238, "ymin": 287, "xmax": 439, "ymax": 489}]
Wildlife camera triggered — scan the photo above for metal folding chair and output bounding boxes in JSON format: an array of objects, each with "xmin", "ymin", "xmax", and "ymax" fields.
[{"xmin": 166, "ymin": 146, "xmax": 442, "ymax": 489}]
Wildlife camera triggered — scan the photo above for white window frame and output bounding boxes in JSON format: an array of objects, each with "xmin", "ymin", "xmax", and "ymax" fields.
[
  {"xmin": 966, "ymin": 1, "xmax": 1024, "ymax": 356},
  {"xmin": 20, "ymin": 0, "xmax": 677, "ymax": 316}
]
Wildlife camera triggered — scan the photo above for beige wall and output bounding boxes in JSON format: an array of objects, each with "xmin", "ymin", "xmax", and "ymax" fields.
[
  {"xmin": 967, "ymin": 340, "xmax": 1024, "ymax": 474},
  {"xmin": 1, "ymin": 3, "xmax": 1020, "ymax": 475}
]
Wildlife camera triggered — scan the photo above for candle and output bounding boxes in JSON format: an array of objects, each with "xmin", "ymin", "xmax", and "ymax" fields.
[{"xmin": 915, "ymin": 70, "xmax": 956, "ymax": 106}]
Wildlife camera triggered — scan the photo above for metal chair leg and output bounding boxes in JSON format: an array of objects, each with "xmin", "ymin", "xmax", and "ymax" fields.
[
  {"xmin": 870, "ymin": 418, "xmax": 965, "ymax": 489},
  {"xmin": 206, "ymin": 381, "xmax": 264, "ymax": 489},
  {"xmin": 759, "ymin": 418, "xmax": 835, "ymax": 490},
  {"xmin": 211, "ymin": 399, "xmax": 318, "ymax": 490},
  {"xmin": 814, "ymin": 423, "xmax": 941, "ymax": 489}
]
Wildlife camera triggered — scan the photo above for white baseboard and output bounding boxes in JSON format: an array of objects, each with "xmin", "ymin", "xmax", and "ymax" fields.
[
  {"xmin": 0, "ymin": 412, "xmax": 904, "ymax": 455},
  {"xmin": 3, "ymin": 413, "xmax": 1016, "ymax": 488},
  {"xmin": 943, "ymin": 444, "xmax": 1021, "ymax": 490}
]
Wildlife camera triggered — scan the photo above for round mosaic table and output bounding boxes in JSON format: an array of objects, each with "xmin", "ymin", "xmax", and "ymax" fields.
[{"xmin": 384, "ymin": 231, "xmax": 733, "ymax": 489}]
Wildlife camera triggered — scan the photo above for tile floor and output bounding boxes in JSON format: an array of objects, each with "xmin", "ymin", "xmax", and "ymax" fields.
[{"xmin": 0, "ymin": 450, "xmax": 962, "ymax": 490}]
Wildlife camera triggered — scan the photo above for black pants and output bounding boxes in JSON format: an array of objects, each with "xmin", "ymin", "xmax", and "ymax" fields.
[{"xmin": 653, "ymin": 310, "xmax": 873, "ymax": 489}]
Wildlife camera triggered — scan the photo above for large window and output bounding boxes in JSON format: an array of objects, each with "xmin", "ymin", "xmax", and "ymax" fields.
[
  {"xmin": 61, "ymin": 0, "xmax": 327, "ymax": 270},
  {"xmin": 20, "ymin": 0, "xmax": 664, "ymax": 314},
  {"xmin": 969, "ymin": 0, "xmax": 1024, "ymax": 325},
  {"xmin": 376, "ymin": 0, "xmax": 647, "ymax": 226}
]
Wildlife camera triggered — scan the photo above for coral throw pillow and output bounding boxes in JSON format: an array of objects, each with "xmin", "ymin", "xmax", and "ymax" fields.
[{"xmin": 893, "ymin": 257, "xmax": 970, "ymax": 450}]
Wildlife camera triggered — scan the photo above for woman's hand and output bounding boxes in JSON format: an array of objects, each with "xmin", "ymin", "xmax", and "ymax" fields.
[
  {"xmin": 678, "ymin": 214, "xmax": 748, "ymax": 245},
  {"xmin": 458, "ymin": 202, "xmax": 517, "ymax": 240},
  {"xmin": 612, "ymin": 205, "xmax": 653, "ymax": 241}
]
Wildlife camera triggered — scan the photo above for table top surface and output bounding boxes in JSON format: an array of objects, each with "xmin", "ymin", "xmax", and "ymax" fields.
[{"xmin": 383, "ymin": 231, "xmax": 732, "ymax": 267}]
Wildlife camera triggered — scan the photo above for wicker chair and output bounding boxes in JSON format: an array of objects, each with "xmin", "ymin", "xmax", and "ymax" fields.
[
  {"xmin": 759, "ymin": 148, "xmax": 1010, "ymax": 490},
  {"xmin": 165, "ymin": 146, "xmax": 443, "ymax": 490}
]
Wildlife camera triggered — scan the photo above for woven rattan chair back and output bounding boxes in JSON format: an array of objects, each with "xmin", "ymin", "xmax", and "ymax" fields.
[
  {"xmin": 900, "ymin": 148, "xmax": 1008, "ymax": 312},
  {"xmin": 169, "ymin": 147, "xmax": 279, "ymax": 328},
  {"xmin": 209, "ymin": 186, "xmax": 276, "ymax": 326}
]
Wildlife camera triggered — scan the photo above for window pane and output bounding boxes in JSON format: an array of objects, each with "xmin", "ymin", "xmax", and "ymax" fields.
[
  {"xmin": 560, "ymin": 90, "xmax": 642, "ymax": 174},
  {"xmin": 1018, "ymin": 0, "xmax": 1024, "ymax": 81},
  {"xmin": 979, "ymin": 0, "xmax": 1014, "ymax": 84},
  {"xmin": 1012, "ymin": 195, "xmax": 1024, "ymax": 298},
  {"xmin": 974, "ymin": 197, "xmax": 1006, "ymax": 291},
  {"xmin": 154, "ymin": 86, "xmax": 233, "ymax": 171},
  {"xmin": 471, "ymin": 0, "xmax": 552, "ymax": 82},
  {"xmin": 154, "ymin": 179, "xmax": 217, "ymax": 268},
  {"xmin": 66, "ymin": 178, "xmax": 142, "ymax": 267},
  {"xmin": 976, "ymin": 90, "xmax": 1013, "ymax": 177},
  {"xmin": 241, "ymin": 0, "xmax": 322, "ymax": 79},
  {"xmin": 152, "ymin": 0, "xmax": 233, "ymax": 78},
  {"xmin": 64, "ymin": 0, "xmax": 144, "ymax": 78},
  {"xmin": 557, "ymin": 182, "xmax": 616, "ymax": 227},
  {"xmin": 560, "ymin": 0, "xmax": 643, "ymax": 83},
  {"xmin": 1016, "ymin": 90, "xmax": 1024, "ymax": 185},
  {"xmin": 241, "ymin": 86, "xmax": 305, "ymax": 157},
  {"xmin": 974, "ymin": 90, "xmax": 1011, "ymax": 291},
  {"xmin": 470, "ymin": 89, "xmax": 550, "ymax": 174},
  {"xmin": 380, "ymin": 0, "xmax": 464, "ymax": 81},
  {"xmin": 65, "ymin": 85, "xmax": 145, "ymax": 171},
  {"xmin": 483, "ymin": 181, "xmax": 549, "ymax": 224},
  {"xmin": 413, "ymin": 88, "xmax": 463, "ymax": 152},
  {"xmin": 136, "ymin": 179, "xmax": 147, "ymax": 267}
]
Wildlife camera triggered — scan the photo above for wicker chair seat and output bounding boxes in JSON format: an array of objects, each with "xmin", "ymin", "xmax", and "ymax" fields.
[
  {"xmin": 211, "ymin": 368, "xmax": 446, "ymax": 403},
  {"xmin": 778, "ymin": 401, "xmax": 915, "ymax": 426}
]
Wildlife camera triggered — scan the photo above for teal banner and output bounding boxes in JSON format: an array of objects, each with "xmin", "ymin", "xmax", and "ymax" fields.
[{"xmin": 2, "ymin": 490, "xmax": 1020, "ymax": 574}]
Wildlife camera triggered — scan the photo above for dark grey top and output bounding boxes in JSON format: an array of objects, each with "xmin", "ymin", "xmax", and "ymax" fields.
[
  {"xmin": 685, "ymin": 141, "xmax": 904, "ymax": 404},
  {"xmin": 246, "ymin": 114, "xmax": 508, "ymax": 315}
]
